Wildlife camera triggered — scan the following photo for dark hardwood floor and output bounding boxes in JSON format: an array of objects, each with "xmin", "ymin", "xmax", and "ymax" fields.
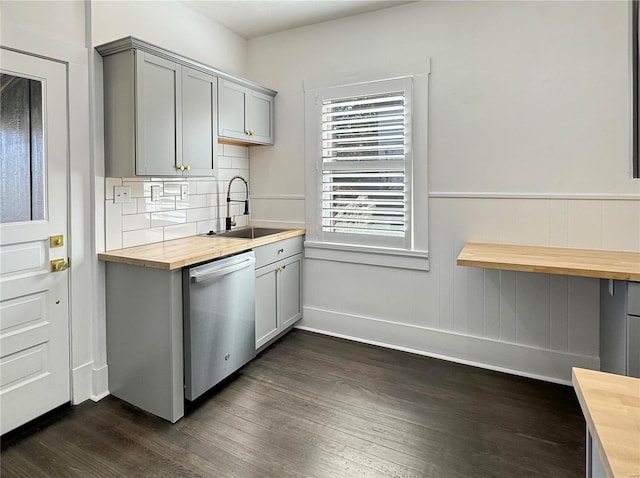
[{"xmin": 1, "ymin": 330, "xmax": 585, "ymax": 477}]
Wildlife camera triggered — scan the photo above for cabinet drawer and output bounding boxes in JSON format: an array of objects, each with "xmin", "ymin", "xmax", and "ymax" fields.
[
  {"xmin": 628, "ymin": 282, "xmax": 640, "ymax": 316},
  {"xmin": 254, "ymin": 236, "xmax": 303, "ymax": 269}
]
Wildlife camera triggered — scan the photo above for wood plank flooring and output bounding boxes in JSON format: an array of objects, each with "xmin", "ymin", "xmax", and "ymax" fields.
[{"xmin": 1, "ymin": 330, "xmax": 585, "ymax": 477}]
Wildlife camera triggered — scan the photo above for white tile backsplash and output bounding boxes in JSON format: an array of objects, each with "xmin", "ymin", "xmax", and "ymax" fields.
[
  {"xmin": 137, "ymin": 196, "xmax": 176, "ymax": 213},
  {"xmin": 150, "ymin": 210, "xmax": 187, "ymax": 228},
  {"xmin": 176, "ymin": 194, "xmax": 207, "ymax": 210},
  {"xmin": 104, "ymin": 147, "xmax": 250, "ymax": 250},
  {"xmin": 122, "ymin": 200, "xmax": 138, "ymax": 215},
  {"xmin": 164, "ymin": 222, "xmax": 197, "ymax": 241},
  {"xmin": 122, "ymin": 228, "xmax": 164, "ymax": 248},
  {"xmin": 105, "ymin": 201, "xmax": 123, "ymax": 250},
  {"xmin": 122, "ymin": 213, "xmax": 151, "ymax": 231}
]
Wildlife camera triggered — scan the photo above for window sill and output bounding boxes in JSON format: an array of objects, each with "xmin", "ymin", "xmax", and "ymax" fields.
[{"xmin": 304, "ymin": 241, "xmax": 430, "ymax": 271}]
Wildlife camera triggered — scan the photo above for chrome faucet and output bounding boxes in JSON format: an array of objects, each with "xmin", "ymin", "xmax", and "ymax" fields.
[{"xmin": 226, "ymin": 175, "xmax": 249, "ymax": 231}]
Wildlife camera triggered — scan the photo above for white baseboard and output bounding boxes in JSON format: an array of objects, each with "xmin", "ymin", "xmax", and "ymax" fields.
[
  {"xmin": 71, "ymin": 362, "xmax": 109, "ymax": 403},
  {"xmin": 298, "ymin": 307, "xmax": 599, "ymax": 385},
  {"xmin": 71, "ymin": 361, "xmax": 93, "ymax": 404},
  {"xmin": 91, "ymin": 364, "xmax": 109, "ymax": 401}
]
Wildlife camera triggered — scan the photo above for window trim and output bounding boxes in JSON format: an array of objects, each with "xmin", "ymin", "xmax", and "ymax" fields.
[{"xmin": 304, "ymin": 62, "xmax": 430, "ymax": 271}]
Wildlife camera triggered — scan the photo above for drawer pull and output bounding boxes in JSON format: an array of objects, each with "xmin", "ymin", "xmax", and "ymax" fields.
[{"xmin": 277, "ymin": 248, "xmax": 284, "ymax": 254}]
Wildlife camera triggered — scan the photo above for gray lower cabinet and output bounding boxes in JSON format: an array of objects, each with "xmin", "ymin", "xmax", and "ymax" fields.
[
  {"xmin": 219, "ymin": 78, "xmax": 274, "ymax": 146},
  {"xmin": 254, "ymin": 236, "xmax": 303, "ymax": 348},
  {"xmin": 102, "ymin": 49, "xmax": 217, "ymax": 177},
  {"xmin": 600, "ymin": 280, "xmax": 640, "ymax": 378}
]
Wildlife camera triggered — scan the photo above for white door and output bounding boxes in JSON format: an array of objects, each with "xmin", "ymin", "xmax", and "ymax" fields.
[{"xmin": 0, "ymin": 48, "xmax": 70, "ymax": 434}]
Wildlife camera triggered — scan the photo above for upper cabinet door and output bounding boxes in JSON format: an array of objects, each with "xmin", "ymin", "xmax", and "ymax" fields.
[
  {"xmin": 218, "ymin": 79, "xmax": 275, "ymax": 146},
  {"xmin": 248, "ymin": 90, "xmax": 274, "ymax": 145},
  {"xmin": 218, "ymin": 79, "xmax": 247, "ymax": 142},
  {"xmin": 135, "ymin": 51, "xmax": 182, "ymax": 176},
  {"xmin": 182, "ymin": 67, "xmax": 217, "ymax": 176}
]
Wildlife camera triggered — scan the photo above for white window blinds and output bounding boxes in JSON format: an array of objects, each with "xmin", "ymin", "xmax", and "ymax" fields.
[{"xmin": 320, "ymin": 84, "xmax": 411, "ymax": 248}]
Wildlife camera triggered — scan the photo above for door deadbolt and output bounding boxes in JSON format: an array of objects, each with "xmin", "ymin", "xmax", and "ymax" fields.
[{"xmin": 50, "ymin": 235, "xmax": 64, "ymax": 247}]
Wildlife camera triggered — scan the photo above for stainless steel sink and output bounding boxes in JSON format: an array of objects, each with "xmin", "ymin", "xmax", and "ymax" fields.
[{"xmin": 211, "ymin": 227, "xmax": 289, "ymax": 239}]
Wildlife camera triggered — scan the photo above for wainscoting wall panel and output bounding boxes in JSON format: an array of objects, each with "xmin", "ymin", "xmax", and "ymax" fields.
[{"xmin": 300, "ymin": 195, "xmax": 639, "ymax": 383}]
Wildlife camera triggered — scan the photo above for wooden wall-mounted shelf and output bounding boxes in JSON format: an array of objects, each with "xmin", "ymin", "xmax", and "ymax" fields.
[{"xmin": 457, "ymin": 243, "xmax": 640, "ymax": 281}]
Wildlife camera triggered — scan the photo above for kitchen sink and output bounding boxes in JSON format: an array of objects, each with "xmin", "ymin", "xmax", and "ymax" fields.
[{"xmin": 209, "ymin": 227, "xmax": 289, "ymax": 239}]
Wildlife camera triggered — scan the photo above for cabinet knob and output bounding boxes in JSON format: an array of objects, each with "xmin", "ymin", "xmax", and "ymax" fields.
[
  {"xmin": 178, "ymin": 165, "xmax": 185, "ymax": 171},
  {"xmin": 278, "ymin": 265, "xmax": 286, "ymax": 272},
  {"xmin": 185, "ymin": 165, "xmax": 191, "ymax": 171}
]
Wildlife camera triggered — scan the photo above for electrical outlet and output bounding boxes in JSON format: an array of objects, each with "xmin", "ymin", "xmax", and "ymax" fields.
[
  {"xmin": 180, "ymin": 183, "xmax": 189, "ymax": 200},
  {"xmin": 113, "ymin": 185, "xmax": 131, "ymax": 204},
  {"xmin": 151, "ymin": 185, "xmax": 161, "ymax": 202}
]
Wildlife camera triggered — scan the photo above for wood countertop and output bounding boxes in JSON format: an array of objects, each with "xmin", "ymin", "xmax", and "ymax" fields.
[
  {"xmin": 98, "ymin": 229, "xmax": 305, "ymax": 270},
  {"xmin": 457, "ymin": 243, "xmax": 640, "ymax": 281},
  {"xmin": 572, "ymin": 368, "xmax": 640, "ymax": 478}
]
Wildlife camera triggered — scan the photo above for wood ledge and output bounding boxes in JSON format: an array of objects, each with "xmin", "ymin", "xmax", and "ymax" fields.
[{"xmin": 457, "ymin": 243, "xmax": 640, "ymax": 281}]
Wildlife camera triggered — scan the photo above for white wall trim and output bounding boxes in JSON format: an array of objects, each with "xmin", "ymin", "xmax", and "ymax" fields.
[
  {"xmin": 250, "ymin": 219, "xmax": 306, "ymax": 229},
  {"xmin": 428, "ymin": 191, "xmax": 640, "ymax": 200},
  {"xmin": 298, "ymin": 306, "xmax": 599, "ymax": 385},
  {"xmin": 249, "ymin": 195, "xmax": 305, "ymax": 201}
]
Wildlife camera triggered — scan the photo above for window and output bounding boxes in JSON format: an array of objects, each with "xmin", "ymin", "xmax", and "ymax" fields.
[
  {"xmin": 304, "ymin": 70, "xmax": 430, "ymax": 271},
  {"xmin": 321, "ymin": 81, "xmax": 411, "ymax": 249}
]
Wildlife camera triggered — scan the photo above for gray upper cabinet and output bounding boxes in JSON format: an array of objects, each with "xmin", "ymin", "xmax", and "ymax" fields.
[
  {"xmin": 98, "ymin": 37, "xmax": 277, "ymax": 177},
  {"xmin": 219, "ymin": 79, "xmax": 275, "ymax": 146},
  {"xmin": 103, "ymin": 49, "xmax": 217, "ymax": 177}
]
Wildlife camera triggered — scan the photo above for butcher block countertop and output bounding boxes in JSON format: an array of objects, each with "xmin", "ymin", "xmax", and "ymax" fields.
[
  {"xmin": 457, "ymin": 243, "xmax": 640, "ymax": 281},
  {"xmin": 98, "ymin": 229, "xmax": 305, "ymax": 270},
  {"xmin": 572, "ymin": 368, "xmax": 640, "ymax": 478}
]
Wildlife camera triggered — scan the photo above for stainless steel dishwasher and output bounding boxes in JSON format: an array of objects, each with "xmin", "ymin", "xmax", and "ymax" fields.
[{"xmin": 183, "ymin": 251, "xmax": 256, "ymax": 400}]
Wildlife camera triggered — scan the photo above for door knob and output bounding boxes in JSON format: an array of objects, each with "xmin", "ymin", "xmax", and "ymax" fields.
[{"xmin": 51, "ymin": 258, "xmax": 70, "ymax": 272}]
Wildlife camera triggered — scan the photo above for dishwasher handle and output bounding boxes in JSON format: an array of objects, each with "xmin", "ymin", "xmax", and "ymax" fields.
[{"xmin": 190, "ymin": 256, "xmax": 256, "ymax": 283}]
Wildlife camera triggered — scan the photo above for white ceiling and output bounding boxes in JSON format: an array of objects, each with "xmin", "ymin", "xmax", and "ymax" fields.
[{"xmin": 181, "ymin": 0, "xmax": 416, "ymax": 40}]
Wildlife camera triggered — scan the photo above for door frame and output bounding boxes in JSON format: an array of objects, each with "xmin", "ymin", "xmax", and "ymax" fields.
[{"xmin": 1, "ymin": 14, "xmax": 109, "ymax": 406}]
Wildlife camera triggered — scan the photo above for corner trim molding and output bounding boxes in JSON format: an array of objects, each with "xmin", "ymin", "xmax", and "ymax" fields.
[{"xmin": 298, "ymin": 306, "xmax": 599, "ymax": 385}]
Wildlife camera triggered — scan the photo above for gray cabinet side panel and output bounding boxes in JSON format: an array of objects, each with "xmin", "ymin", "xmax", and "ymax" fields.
[
  {"xmin": 628, "ymin": 315, "xmax": 640, "ymax": 378},
  {"xmin": 599, "ymin": 279, "xmax": 628, "ymax": 375},
  {"xmin": 103, "ymin": 51, "xmax": 135, "ymax": 177},
  {"xmin": 105, "ymin": 263, "xmax": 184, "ymax": 422}
]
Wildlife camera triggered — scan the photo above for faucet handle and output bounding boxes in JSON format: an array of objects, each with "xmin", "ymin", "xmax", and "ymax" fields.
[{"xmin": 231, "ymin": 215, "xmax": 237, "ymax": 227}]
